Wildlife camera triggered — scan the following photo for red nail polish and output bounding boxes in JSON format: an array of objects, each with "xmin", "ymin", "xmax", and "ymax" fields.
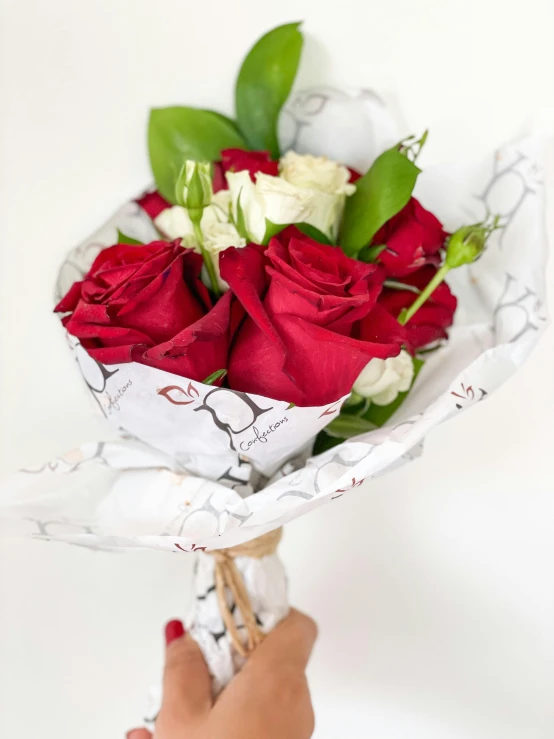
[{"xmin": 165, "ymin": 619, "xmax": 185, "ymax": 646}]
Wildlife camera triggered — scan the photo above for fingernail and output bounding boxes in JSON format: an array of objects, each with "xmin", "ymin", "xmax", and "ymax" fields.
[
  {"xmin": 126, "ymin": 730, "xmax": 147, "ymax": 739},
  {"xmin": 165, "ymin": 619, "xmax": 185, "ymax": 646}
]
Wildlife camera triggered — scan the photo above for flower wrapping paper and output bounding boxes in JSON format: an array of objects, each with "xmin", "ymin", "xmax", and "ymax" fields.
[{"xmin": 0, "ymin": 88, "xmax": 548, "ymax": 703}]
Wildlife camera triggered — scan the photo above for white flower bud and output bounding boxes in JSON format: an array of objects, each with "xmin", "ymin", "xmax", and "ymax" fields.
[{"xmin": 353, "ymin": 350, "xmax": 414, "ymax": 406}]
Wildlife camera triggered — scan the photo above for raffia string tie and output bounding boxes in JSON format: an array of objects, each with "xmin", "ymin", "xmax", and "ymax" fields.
[{"xmin": 210, "ymin": 527, "xmax": 283, "ymax": 658}]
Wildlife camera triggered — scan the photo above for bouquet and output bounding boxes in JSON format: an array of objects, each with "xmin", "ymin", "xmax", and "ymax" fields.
[{"xmin": 0, "ymin": 22, "xmax": 547, "ymax": 725}]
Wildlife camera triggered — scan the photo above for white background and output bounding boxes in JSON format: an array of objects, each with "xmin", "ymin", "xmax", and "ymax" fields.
[{"xmin": 1, "ymin": 1, "xmax": 554, "ymax": 737}]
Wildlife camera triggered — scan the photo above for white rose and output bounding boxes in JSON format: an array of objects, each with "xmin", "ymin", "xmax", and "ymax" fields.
[
  {"xmin": 210, "ymin": 190, "xmax": 232, "ymax": 220},
  {"xmin": 353, "ymin": 350, "xmax": 414, "ymax": 406},
  {"xmin": 203, "ymin": 223, "xmax": 246, "ymax": 292},
  {"xmin": 154, "ymin": 190, "xmax": 232, "ymax": 244},
  {"xmin": 279, "ymin": 151, "xmax": 356, "ymax": 196},
  {"xmin": 154, "ymin": 192, "xmax": 243, "ymax": 292},
  {"xmin": 226, "ymin": 170, "xmax": 314, "ymax": 244},
  {"xmin": 279, "ymin": 151, "xmax": 356, "ymax": 240}
]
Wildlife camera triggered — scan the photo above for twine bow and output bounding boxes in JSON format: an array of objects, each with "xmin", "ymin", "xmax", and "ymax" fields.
[{"xmin": 210, "ymin": 528, "xmax": 283, "ymax": 658}]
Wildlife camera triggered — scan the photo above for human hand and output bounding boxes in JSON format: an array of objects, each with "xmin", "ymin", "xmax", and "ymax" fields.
[{"xmin": 126, "ymin": 608, "xmax": 317, "ymax": 739}]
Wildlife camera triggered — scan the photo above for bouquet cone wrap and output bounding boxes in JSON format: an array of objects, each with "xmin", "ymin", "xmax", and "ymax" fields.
[{"xmin": 0, "ymin": 89, "xmax": 548, "ymax": 705}]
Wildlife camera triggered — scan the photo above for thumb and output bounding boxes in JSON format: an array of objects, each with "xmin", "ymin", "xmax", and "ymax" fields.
[{"xmin": 157, "ymin": 620, "xmax": 212, "ymax": 733}]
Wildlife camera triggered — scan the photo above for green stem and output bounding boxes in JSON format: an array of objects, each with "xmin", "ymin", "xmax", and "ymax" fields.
[
  {"xmin": 191, "ymin": 217, "xmax": 221, "ymax": 298},
  {"xmin": 399, "ymin": 264, "xmax": 450, "ymax": 325}
]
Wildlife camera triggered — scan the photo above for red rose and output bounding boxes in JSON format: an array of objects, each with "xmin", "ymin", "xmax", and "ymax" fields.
[
  {"xmin": 221, "ymin": 148, "xmax": 279, "ymax": 181},
  {"xmin": 347, "ymin": 166, "xmax": 362, "ymax": 183},
  {"xmin": 136, "ymin": 190, "xmax": 171, "ymax": 219},
  {"xmin": 212, "ymin": 162, "xmax": 227, "ymax": 193},
  {"xmin": 373, "ymin": 198, "xmax": 447, "ymax": 277},
  {"xmin": 378, "ymin": 265, "xmax": 457, "ymax": 350},
  {"xmin": 55, "ymin": 241, "xmax": 232, "ymax": 380},
  {"xmin": 220, "ymin": 232, "xmax": 405, "ymax": 406}
]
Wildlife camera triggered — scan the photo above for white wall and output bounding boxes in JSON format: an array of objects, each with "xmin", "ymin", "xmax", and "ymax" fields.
[{"xmin": 1, "ymin": 1, "xmax": 553, "ymax": 737}]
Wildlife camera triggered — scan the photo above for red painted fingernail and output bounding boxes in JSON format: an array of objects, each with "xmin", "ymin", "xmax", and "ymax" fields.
[{"xmin": 165, "ymin": 619, "xmax": 185, "ymax": 646}]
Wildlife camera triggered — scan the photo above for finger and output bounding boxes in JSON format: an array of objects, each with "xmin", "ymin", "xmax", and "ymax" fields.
[
  {"xmin": 248, "ymin": 608, "xmax": 318, "ymax": 672},
  {"xmin": 125, "ymin": 729, "xmax": 151, "ymax": 739},
  {"xmin": 158, "ymin": 620, "xmax": 212, "ymax": 730}
]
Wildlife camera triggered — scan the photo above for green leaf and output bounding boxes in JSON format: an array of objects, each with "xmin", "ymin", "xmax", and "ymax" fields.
[
  {"xmin": 313, "ymin": 413, "xmax": 377, "ymax": 456},
  {"xmin": 148, "ymin": 107, "xmax": 247, "ymax": 203},
  {"xmin": 296, "ymin": 223, "xmax": 334, "ymax": 245},
  {"xmin": 117, "ymin": 230, "xmax": 144, "ymax": 245},
  {"xmin": 235, "ymin": 22, "xmax": 304, "ymax": 158},
  {"xmin": 312, "ymin": 431, "xmax": 343, "ymax": 456},
  {"xmin": 208, "ymin": 111, "xmax": 245, "ymax": 138},
  {"xmin": 202, "ymin": 369, "xmax": 227, "ymax": 386},
  {"xmin": 363, "ymin": 358, "xmax": 424, "ymax": 427},
  {"xmin": 339, "ymin": 146, "xmax": 421, "ymax": 256},
  {"xmin": 261, "ymin": 220, "xmax": 333, "ymax": 247},
  {"xmin": 359, "ymin": 243, "xmax": 386, "ymax": 262},
  {"xmin": 323, "ymin": 415, "xmax": 377, "ymax": 439},
  {"xmin": 340, "ymin": 395, "xmax": 370, "ymax": 417},
  {"xmin": 234, "ymin": 190, "xmax": 250, "ymax": 240},
  {"xmin": 262, "ymin": 219, "xmax": 287, "ymax": 245},
  {"xmin": 286, "ymin": 402, "xmax": 296, "ymax": 410}
]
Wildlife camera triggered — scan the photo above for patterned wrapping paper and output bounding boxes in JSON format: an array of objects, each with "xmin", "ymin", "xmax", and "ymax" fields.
[
  {"xmin": 0, "ymin": 88, "xmax": 548, "ymax": 700},
  {"xmin": 143, "ymin": 550, "xmax": 289, "ymax": 729}
]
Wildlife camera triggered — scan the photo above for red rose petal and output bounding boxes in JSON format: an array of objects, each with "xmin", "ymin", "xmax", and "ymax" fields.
[
  {"xmin": 221, "ymin": 149, "xmax": 279, "ymax": 180},
  {"xmin": 373, "ymin": 197, "xmax": 447, "ymax": 278},
  {"xmin": 140, "ymin": 291, "xmax": 232, "ymax": 381},
  {"xmin": 54, "ymin": 280, "xmax": 83, "ymax": 313},
  {"xmin": 136, "ymin": 190, "xmax": 171, "ymax": 219}
]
